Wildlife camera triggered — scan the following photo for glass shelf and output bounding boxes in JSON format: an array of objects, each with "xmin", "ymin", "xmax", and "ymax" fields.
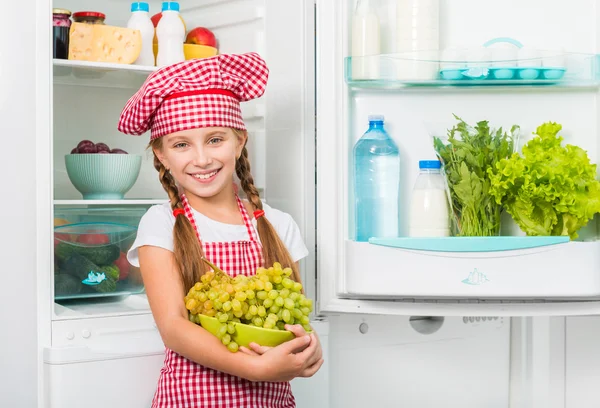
[
  {"xmin": 53, "ymin": 59, "xmax": 157, "ymax": 89},
  {"xmin": 345, "ymin": 51, "xmax": 600, "ymax": 90}
]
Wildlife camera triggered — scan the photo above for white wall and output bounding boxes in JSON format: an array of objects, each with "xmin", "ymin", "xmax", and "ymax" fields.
[{"xmin": 0, "ymin": 0, "xmax": 42, "ymax": 406}]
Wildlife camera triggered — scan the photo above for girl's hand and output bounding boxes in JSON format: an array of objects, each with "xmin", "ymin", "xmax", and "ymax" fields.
[
  {"xmin": 240, "ymin": 324, "xmax": 310, "ymax": 356},
  {"xmin": 242, "ymin": 325, "xmax": 324, "ymax": 382}
]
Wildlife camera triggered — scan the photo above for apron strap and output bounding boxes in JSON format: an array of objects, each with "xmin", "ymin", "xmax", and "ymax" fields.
[
  {"xmin": 235, "ymin": 195, "xmax": 261, "ymax": 243},
  {"xmin": 180, "ymin": 194, "xmax": 202, "ymax": 241}
]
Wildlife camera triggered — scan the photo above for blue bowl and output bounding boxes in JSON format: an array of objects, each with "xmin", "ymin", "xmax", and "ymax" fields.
[{"xmin": 65, "ymin": 154, "xmax": 142, "ymax": 200}]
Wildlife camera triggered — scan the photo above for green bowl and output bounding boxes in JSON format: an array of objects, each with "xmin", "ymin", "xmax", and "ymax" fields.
[
  {"xmin": 198, "ymin": 315, "xmax": 296, "ymax": 348},
  {"xmin": 65, "ymin": 154, "xmax": 142, "ymax": 200}
]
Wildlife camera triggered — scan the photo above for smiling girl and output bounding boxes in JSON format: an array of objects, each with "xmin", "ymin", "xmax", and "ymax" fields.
[{"xmin": 118, "ymin": 53, "xmax": 323, "ymax": 408}]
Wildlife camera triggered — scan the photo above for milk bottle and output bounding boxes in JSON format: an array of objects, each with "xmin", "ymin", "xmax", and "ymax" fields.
[
  {"xmin": 351, "ymin": 0, "xmax": 380, "ymax": 80},
  {"xmin": 156, "ymin": 1, "xmax": 185, "ymax": 67},
  {"xmin": 409, "ymin": 160, "xmax": 450, "ymax": 237},
  {"xmin": 127, "ymin": 2, "xmax": 156, "ymax": 66}
]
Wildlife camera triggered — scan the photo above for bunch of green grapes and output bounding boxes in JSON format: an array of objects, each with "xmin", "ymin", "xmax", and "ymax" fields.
[{"xmin": 185, "ymin": 262, "xmax": 313, "ymax": 352}]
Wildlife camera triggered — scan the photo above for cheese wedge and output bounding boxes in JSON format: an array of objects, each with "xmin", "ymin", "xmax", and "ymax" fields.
[{"xmin": 68, "ymin": 23, "xmax": 142, "ymax": 64}]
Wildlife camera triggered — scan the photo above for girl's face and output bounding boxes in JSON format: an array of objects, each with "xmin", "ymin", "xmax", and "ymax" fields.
[{"xmin": 154, "ymin": 127, "xmax": 246, "ymax": 200}]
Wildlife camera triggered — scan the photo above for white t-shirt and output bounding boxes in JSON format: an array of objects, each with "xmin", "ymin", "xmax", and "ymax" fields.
[{"xmin": 127, "ymin": 201, "xmax": 309, "ymax": 267}]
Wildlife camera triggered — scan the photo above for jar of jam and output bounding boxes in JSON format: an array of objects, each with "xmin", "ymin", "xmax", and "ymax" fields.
[
  {"xmin": 72, "ymin": 11, "xmax": 106, "ymax": 25},
  {"xmin": 52, "ymin": 8, "xmax": 71, "ymax": 59}
]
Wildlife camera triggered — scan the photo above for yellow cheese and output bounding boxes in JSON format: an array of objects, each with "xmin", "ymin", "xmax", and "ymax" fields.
[{"xmin": 68, "ymin": 23, "xmax": 142, "ymax": 64}]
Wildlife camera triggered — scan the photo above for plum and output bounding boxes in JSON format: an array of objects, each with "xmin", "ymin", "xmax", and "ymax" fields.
[
  {"xmin": 70, "ymin": 148, "xmax": 78, "ymax": 154},
  {"xmin": 110, "ymin": 148, "xmax": 128, "ymax": 154},
  {"xmin": 77, "ymin": 140, "xmax": 95, "ymax": 150},
  {"xmin": 97, "ymin": 151, "xmax": 109, "ymax": 154},
  {"xmin": 78, "ymin": 144, "xmax": 98, "ymax": 154},
  {"xmin": 96, "ymin": 143, "xmax": 110, "ymax": 153}
]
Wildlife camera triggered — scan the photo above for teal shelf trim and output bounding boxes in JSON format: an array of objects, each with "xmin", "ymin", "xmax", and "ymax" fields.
[
  {"xmin": 367, "ymin": 236, "xmax": 570, "ymax": 252},
  {"xmin": 344, "ymin": 51, "xmax": 600, "ymax": 89}
]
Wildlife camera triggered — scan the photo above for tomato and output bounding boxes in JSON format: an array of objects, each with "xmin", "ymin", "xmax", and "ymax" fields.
[
  {"xmin": 54, "ymin": 233, "xmax": 70, "ymax": 247},
  {"xmin": 77, "ymin": 233, "xmax": 110, "ymax": 245},
  {"xmin": 114, "ymin": 252, "xmax": 130, "ymax": 281}
]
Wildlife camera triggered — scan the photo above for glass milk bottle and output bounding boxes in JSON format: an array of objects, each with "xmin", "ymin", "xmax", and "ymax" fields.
[
  {"xmin": 353, "ymin": 115, "xmax": 400, "ymax": 242},
  {"xmin": 409, "ymin": 160, "xmax": 450, "ymax": 237},
  {"xmin": 351, "ymin": 0, "xmax": 380, "ymax": 80}
]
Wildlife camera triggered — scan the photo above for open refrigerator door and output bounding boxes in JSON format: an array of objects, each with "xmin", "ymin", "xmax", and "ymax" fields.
[{"xmin": 34, "ymin": 0, "xmax": 323, "ymax": 407}]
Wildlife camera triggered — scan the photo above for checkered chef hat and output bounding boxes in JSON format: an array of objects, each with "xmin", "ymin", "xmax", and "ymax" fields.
[{"xmin": 118, "ymin": 52, "xmax": 269, "ymax": 139}]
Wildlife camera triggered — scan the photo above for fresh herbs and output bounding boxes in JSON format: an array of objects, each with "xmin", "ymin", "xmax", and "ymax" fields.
[
  {"xmin": 433, "ymin": 115, "xmax": 518, "ymax": 236},
  {"xmin": 489, "ymin": 122, "xmax": 600, "ymax": 239}
]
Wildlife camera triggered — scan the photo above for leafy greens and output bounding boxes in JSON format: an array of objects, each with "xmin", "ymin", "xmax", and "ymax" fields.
[{"xmin": 488, "ymin": 122, "xmax": 600, "ymax": 240}]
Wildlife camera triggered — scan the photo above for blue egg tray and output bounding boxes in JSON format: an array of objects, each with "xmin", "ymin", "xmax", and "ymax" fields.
[{"xmin": 439, "ymin": 66, "xmax": 566, "ymax": 81}]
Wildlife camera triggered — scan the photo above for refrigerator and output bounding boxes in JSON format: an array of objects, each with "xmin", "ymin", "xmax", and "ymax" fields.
[{"xmin": 3, "ymin": 0, "xmax": 600, "ymax": 407}]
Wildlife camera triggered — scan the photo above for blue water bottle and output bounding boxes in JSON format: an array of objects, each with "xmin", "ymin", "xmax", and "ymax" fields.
[{"xmin": 353, "ymin": 115, "xmax": 400, "ymax": 242}]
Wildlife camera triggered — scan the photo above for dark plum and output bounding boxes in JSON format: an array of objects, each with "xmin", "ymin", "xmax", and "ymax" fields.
[
  {"xmin": 110, "ymin": 148, "xmax": 128, "ymax": 154},
  {"xmin": 78, "ymin": 144, "xmax": 98, "ymax": 154},
  {"xmin": 96, "ymin": 143, "xmax": 110, "ymax": 152},
  {"xmin": 76, "ymin": 140, "xmax": 95, "ymax": 150}
]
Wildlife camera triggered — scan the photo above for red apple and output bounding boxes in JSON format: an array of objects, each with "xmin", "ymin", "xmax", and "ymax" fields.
[
  {"xmin": 186, "ymin": 27, "xmax": 217, "ymax": 48},
  {"xmin": 151, "ymin": 13, "xmax": 161, "ymax": 27}
]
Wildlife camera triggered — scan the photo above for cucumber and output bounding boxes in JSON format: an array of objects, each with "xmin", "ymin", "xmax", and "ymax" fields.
[{"xmin": 55, "ymin": 242, "xmax": 120, "ymax": 265}]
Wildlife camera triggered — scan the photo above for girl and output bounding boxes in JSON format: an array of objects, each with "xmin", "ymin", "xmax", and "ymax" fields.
[{"xmin": 118, "ymin": 52, "xmax": 323, "ymax": 407}]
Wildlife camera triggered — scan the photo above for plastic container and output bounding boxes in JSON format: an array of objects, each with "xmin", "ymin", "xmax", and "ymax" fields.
[
  {"xmin": 52, "ymin": 9, "xmax": 71, "ymax": 59},
  {"xmin": 64, "ymin": 154, "xmax": 142, "ymax": 200},
  {"xmin": 353, "ymin": 115, "xmax": 400, "ymax": 242},
  {"xmin": 156, "ymin": 1, "xmax": 185, "ymax": 67},
  {"xmin": 409, "ymin": 160, "xmax": 450, "ymax": 237},
  {"xmin": 396, "ymin": 0, "xmax": 439, "ymax": 80},
  {"xmin": 53, "ymin": 208, "xmax": 146, "ymax": 300},
  {"xmin": 351, "ymin": 0, "xmax": 380, "ymax": 80},
  {"xmin": 72, "ymin": 11, "xmax": 106, "ymax": 25},
  {"xmin": 127, "ymin": 2, "xmax": 156, "ymax": 66}
]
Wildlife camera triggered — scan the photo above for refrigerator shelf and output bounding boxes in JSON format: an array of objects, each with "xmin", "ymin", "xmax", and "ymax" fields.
[
  {"xmin": 345, "ymin": 52, "xmax": 600, "ymax": 89},
  {"xmin": 53, "ymin": 59, "xmax": 157, "ymax": 89},
  {"xmin": 54, "ymin": 199, "xmax": 168, "ymax": 206},
  {"xmin": 343, "ymin": 239, "xmax": 600, "ymax": 300}
]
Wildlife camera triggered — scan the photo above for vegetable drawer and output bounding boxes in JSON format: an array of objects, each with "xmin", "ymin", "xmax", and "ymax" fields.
[
  {"xmin": 53, "ymin": 207, "xmax": 146, "ymax": 301},
  {"xmin": 343, "ymin": 238, "xmax": 600, "ymax": 299}
]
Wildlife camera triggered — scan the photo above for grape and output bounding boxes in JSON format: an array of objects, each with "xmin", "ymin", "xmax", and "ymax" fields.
[{"xmin": 185, "ymin": 262, "xmax": 315, "ymax": 352}]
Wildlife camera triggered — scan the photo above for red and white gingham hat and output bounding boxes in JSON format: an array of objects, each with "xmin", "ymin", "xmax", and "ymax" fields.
[{"xmin": 118, "ymin": 52, "xmax": 269, "ymax": 139}]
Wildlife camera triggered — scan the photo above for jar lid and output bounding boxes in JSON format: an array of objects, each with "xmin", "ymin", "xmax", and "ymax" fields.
[
  {"xmin": 52, "ymin": 8, "xmax": 71, "ymax": 16},
  {"xmin": 72, "ymin": 11, "xmax": 106, "ymax": 19},
  {"xmin": 419, "ymin": 160, "xmax": 441, "ymax": 169}
]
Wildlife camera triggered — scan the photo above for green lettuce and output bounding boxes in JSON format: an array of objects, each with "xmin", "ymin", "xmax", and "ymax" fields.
[{"xmin": 489, "ymin": 122, "xmax": 600, "ymax": 239}]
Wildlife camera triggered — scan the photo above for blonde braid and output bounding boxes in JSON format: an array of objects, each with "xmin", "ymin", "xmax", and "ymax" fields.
[
  {"xmin": 150, "ymin": 139, "xmax": 208, "ymax": 292},
  {"xmin": 235, "ymin": 141, "xmax": 303, "ymax": 285}
]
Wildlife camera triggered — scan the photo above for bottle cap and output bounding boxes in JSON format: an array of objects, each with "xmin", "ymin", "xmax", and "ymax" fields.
[
  {"xmin": 131, "ymin": 2, "xmax": 150, "ymax": 12},
  {"xmin": 368, "ymin": 115, "xmax": 384, "ymax": 123},
  {"xmin": 419, "ymin": 160, "xmax": 442, "ymax": 169},
  {"xmin": 162, "ymin": 1, "xmax": 180, "ymax": 11}
]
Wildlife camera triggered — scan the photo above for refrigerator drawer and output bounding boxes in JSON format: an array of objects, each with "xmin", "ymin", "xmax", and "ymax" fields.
[
  {"xmin": 52, "ymin": 314, "xmax": 164, "ymax": 356},
  {"xmin": 343, "ymin": 240, "xmax": 600, "ymax": 299},
  {"xmin": 44, "ymin": 353, "xmax": 163, "ymax": 408}
]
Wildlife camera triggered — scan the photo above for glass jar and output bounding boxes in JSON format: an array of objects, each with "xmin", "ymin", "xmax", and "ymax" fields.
[
  {"xmin": 72, "ymin": 11, "xmax": 106, "ymax": 25},
  {"xmin": 52, "ymin": 8, "xmax": 71, "ymax": 59}
]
